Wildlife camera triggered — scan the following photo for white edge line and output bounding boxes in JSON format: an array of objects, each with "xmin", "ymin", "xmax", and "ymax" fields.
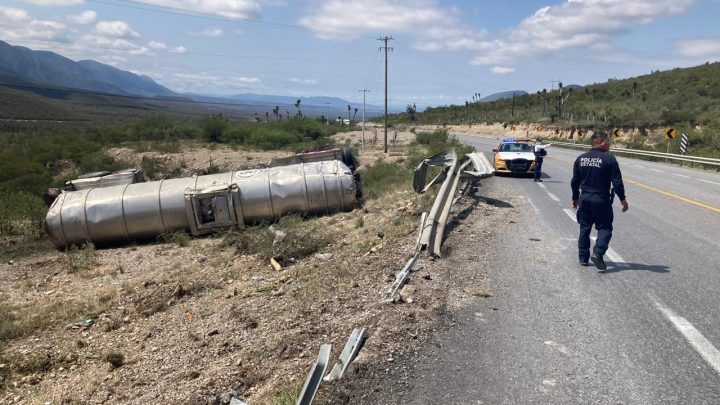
[
  {"xmin": 547, "ymin": 192, "xmax": 561, "ymax": 202},
  {"xmin": 563, "ymin": 208, "xmax": 625, "ymax": 263},
  {"xmin": 698, "ymin": 179, "xmax": 720, "ymax": 186},
  {"xmin": 653, "ymin": 299, "xmax": 720, "ymax": 375}
]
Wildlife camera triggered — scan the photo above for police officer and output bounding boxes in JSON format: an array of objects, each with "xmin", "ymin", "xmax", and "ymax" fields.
[
  {"xmin": 571, "ymin": 132, "xmax": 629, "ymax": 270},
  {"xmin": 533, "ymin": 138, "xmax": 550, "ymax": 182}
]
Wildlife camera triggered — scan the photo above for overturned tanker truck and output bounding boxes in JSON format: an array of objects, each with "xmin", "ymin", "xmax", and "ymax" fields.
[{"xmin": 45, "ymin": 147, "xmax": 360, "ymax": 249}]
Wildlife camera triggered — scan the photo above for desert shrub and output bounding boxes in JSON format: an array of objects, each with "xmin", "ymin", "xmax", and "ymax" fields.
[
  {"xmin": 361, "ymin": 162, "xmax": 411, "ymax": 200},
  {"xmin": 65, "ymin": 243, "xmax": 98, "ymax": 274},
  {"xmin": 415, "ymin": 128, "xmax": 449, "ymax": 145},
  {"xmin": 0, "ymin": 192, "xmax": 47, "ymax": 237},
  {"xmin": 0, "ymin": 301, "xmax": 17, "ymax": 341},
  {"xmin": 222, "ymin": 215, "xmax": 331, "ymax": 260},
  {"xmin": 246, "ymin": 127, "xmax": 303, "ymax": 150},
  {"xmin": 158, "ymin": 230, "xmax": 191, "ymax": 247},
  {"xmin": 271, "ymin": 383, "xmax": 302, "ymax": 405}
]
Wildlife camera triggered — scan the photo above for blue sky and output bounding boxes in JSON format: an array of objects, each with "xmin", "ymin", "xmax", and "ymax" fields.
[{"xmin": 2, "ymin": 0, "xmax": 720, "ymax": 108}]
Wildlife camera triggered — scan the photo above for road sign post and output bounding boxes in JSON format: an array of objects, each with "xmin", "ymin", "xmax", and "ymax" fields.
[{"xmin": 664, "ymin": 128, "xmax": 677, "ymax": 160}]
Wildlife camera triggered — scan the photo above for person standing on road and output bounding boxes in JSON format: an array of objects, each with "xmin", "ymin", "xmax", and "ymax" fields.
[
  {"xmin": 571, "ymin": 131, "xmax": 629, "ymax": 270},
  {"xmin": 533, "ymin": 138, "xmax": 551, "ymax": 182}
]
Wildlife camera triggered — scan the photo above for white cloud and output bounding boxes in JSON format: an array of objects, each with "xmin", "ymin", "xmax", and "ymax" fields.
[
  {"xmin": 471, "ymin": 0, "xmax": 694, "ymax": 67},
  {"xmin": 675, "ymin": 38, "xmax": 720, "ymax": 58},
  {"xmin": 95, "ymin": 20, "xmax": 140, "ymax": 38},
  {"xmin": 289, "ymin": 78, "xmax": 318, "ymax": 85},
  {"xmin": 298, "ymin": 0, "xmax": 487, "ymax": 51},
  {"xmin": 0, "ymin": 6, "xmax": 70, "ymax": 42},
  {"xmin": 234, "ymin": 76, "xmax": 261, "ymax": 84},
  {"xmin": 78, "ymin": 34, "xmax": 141, "ymax": 51},
  {"xmin": 147, "ymin": 41, "xmax": 167, "ymax": 50},
  {"xmin": 68, "ymin": 10, "xmax": 96, "ymax": 25},
  {"xmin": 14, "ymin": 0, "xmax": 84, "ymax": 6},
  {"xmin": 133, "ymin": 0, "xmax": 261, "ymax": 20},
  {"xmin": 147, "ymin": 41, "xmax": 186, "ymax": 53},
  {"xmin": 490, "ymin": 66, "xmax": 515, "ymax": 74},
  {"xmin": 187, "ymin": 27, "xmax": 223, "ymax": 37}
]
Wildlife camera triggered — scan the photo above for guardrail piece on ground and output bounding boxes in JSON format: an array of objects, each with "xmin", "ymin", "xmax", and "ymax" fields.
[
  {"xmin": 383, "ymin": 252, "xmax": 422, "ymax": 302},
  {"xmin": 324, "ymin": 328, "xmax": 367, "ymax": 382},
  {"xmin": 296, "ymin": 344, "xmax": 332, "ymax": 405}
]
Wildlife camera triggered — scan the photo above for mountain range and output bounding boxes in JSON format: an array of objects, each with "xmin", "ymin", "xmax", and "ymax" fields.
[{"xmin": 0, "ymin": 40, "xmax": 389, "ymax": 113}]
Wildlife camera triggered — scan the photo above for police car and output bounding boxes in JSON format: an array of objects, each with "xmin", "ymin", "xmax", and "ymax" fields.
[{"xmin": 492, "ymin": 138, "xmax": 537, "ymax": 175}]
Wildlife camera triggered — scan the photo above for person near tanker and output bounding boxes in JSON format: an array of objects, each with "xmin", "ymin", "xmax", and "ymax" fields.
[
  {"xmin": 571, "ymin": 131, "xmax": 629, "ymax": 270},
  {"xmin": 533, "ymin": 138, "xmax": 551, "ymax": 182}
]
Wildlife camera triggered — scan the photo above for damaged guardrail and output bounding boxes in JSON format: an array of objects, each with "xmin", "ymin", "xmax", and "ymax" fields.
[
  {"xmin": 45, "ymin": 150, "xmax": 360, "ymax": 248},
  {"xmin": 383, "ymin": 149, "xmax": 494, "ymax": 302},
  {"xmin": 415, "ymin": 150, "xmax": 495, "ymax": 257}
]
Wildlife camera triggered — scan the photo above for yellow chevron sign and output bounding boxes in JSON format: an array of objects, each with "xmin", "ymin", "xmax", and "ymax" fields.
[
  {"xmin": 613, "ymin": 128, "xmax": 621, "ymax": 137},
  {"xmin": 665, "ymin": 128, "xmax": 677, "ymax": 141}
]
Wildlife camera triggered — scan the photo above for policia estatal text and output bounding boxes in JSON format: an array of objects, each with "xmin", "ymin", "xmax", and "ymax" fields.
[{"xmin": 570, "ymin": 132, "xmax": 629, "ymax": 270}]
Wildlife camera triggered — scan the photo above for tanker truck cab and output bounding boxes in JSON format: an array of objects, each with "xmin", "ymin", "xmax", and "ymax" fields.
[{"xmin": 492, "ymin": 138, "xmax": 537, "ymax": 176}]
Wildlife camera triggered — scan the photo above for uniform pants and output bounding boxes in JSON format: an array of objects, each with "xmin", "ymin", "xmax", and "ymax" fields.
[
  {"xmin": 534, "ymin": 157, "xmax": 543, "ymax": 180},
  {"xmin": 577, "ymin": 192, "xmax": 614, "ymax": 261}
]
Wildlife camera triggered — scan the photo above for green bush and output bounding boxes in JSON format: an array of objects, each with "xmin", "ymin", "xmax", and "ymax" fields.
[
  {"xmin": 416, "ymin": 128, "xmax": 449, "ymax": 145},
  {"xmin": 361, "ymin": 162, "xmax": 411, "ymax": 200},
  {"xmin": 0, "ymin": 192, "xmax": 47, "ymax": 237}
]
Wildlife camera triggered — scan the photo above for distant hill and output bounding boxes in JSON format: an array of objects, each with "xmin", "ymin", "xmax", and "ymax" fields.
[
  {"xmin": 481, "ymin": 90, "xmax": 528, "ymax": 102},
  {"xmin": 0, "ymin": 40, "xmax": 173, "ymax": 97},
  {"xmin": 0, "ymin": 40, "xmax": 385, "ymax": 120}
]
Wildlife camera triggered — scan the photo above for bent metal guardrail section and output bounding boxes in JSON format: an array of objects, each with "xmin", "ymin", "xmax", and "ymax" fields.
[{"xmin": 45, "ymin": 160, "xmax": 358, "ymax": 249}]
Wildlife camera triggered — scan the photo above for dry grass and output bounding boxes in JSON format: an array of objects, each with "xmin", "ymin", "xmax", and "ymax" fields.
[{"xmin": 0, "ymin": 138, "xmax": 464, "ymax": 403}]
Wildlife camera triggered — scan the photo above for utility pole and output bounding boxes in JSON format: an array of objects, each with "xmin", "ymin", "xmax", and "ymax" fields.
[
  {"xmin": 378, "ymin": 35, "xmax": 393, "ymax": 153},
  {"xmin": 511, "ymin": 92, "xmax": 516, "ymax": 117},
  {"xmin": 324, "ymin": 102, "xmax": 330, "ymax": 125},
  {"xmin": 549, "ymin": 79, "xmax": 560, "ymax": 91},
  {"xmin": 359, "ymin": 89, "xmax": 370, "ymax": 148}
]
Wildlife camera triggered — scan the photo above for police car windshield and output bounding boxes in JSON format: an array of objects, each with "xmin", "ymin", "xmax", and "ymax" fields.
[{"xmin": 500, "ymin": 143, "xmax": 533, "ymax": 152}]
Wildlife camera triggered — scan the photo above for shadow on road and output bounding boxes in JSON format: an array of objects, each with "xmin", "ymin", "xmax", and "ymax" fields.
[
  {"xmin": 478, "ymin": 195, "xmax": 514, "ymax": 208},
  {"xmin": 444, "ymin": 184, "xmax": 514, "ymax": 236},
  {"xmin": 600, "ymin": 262, "xmax": 671, "ymax": 274}
]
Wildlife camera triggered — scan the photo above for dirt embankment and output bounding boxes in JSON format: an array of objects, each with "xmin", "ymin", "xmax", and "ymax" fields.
[{"xmin": 0, "ymin": 130, "xmax": 489, "ymax": 404}]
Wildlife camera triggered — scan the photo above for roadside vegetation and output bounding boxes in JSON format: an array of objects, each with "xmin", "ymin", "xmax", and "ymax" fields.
[
  {"xmin": 387, "ymin": 61, "xmax": 720, "ymax": 158},
  {"xmin": 0, "ymin": 115, "xmax": 347, "ymax": 241},
  {"xmin": 0, "ymin": 124, "xmax": 467, "ymax": 402}
]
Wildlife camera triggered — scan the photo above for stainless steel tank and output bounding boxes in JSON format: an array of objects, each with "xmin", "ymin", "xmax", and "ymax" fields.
[{"xmin": 45, "ymin": 160, "xmax": 357, "ymax": 248}]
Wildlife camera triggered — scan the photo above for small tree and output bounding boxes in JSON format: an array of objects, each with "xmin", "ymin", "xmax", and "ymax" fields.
[
  {"xmin": 406, "ymin": 103, "xmax": 417, "ymax": 121},
  {"xmin": 295, "ymin": 99, "xmax": 302, "ymax": 117},
  {"xmin": 199, "ymin": 113, "xmax": 227, "ymax": 143}
]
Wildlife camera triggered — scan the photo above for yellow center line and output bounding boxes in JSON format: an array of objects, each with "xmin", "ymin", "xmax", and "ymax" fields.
[
  {"xmin": 549, "ymin": 157, "xmax": 720, "ymax": 214},
  {"xmin": 624, "ymin": 179, "xmax": 720, "ymax": 213}
]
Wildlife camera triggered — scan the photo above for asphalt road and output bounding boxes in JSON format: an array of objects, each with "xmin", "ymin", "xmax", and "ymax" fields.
[{"xmin": 369, "ymin": 134, "xmax": 720, "ymax": 404}]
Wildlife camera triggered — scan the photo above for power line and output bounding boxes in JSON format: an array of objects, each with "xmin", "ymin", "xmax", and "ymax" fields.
[
  {"xmin": 89, "ymin": 0, "xmax": 379, "ymax": 40},
  {"xmin": 392, "ymin": 39, "xmax": 506, "ymax": 92}
]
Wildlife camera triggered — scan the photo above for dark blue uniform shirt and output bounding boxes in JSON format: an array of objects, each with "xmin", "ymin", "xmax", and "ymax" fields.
[{"xmin": 571, "ymin": 147, "xmax": 626, "ymax": 201}]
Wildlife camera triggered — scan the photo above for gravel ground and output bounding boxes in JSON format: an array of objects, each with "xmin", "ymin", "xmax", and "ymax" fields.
[{"xmin": 0, "ymin": 135, "xmax": 498, "ymax": 405}]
